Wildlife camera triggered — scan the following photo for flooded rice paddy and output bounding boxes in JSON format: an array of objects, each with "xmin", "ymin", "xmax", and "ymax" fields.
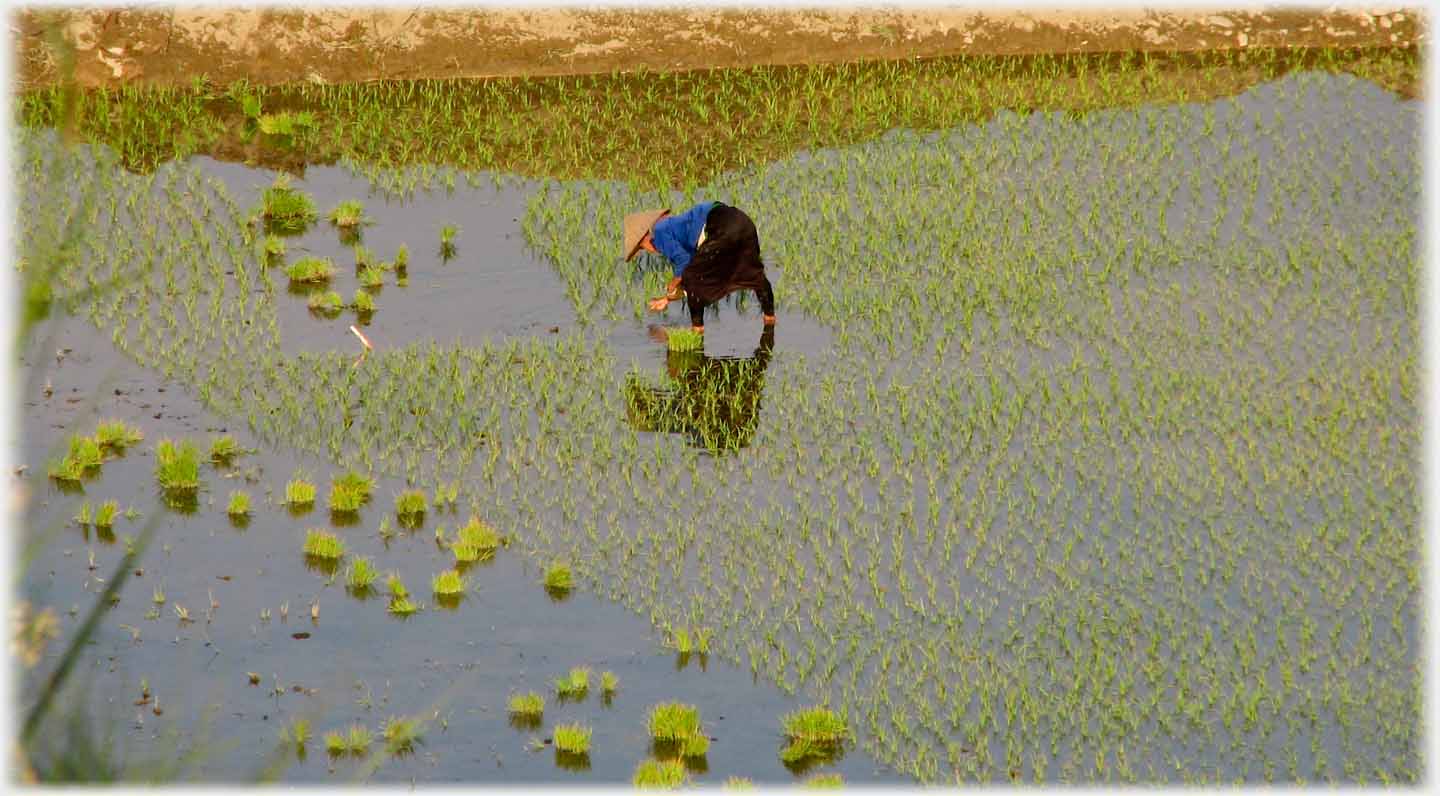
[{"xmin": 15, "ymin": 68, "xmax": 1421, "ymax": 784}]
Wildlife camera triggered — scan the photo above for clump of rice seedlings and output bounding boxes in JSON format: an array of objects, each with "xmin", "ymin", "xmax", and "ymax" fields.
[
  {"xmin": 285, "ymin": 256, "xmax": 335, "ymax": 284},
  {"xmin": 453, "ymin": 516, "xmax": 501, "ymax": 564},
  {"xmin": 262, "ymin": 234, "xmax": 285, "ymax": 259},
  {"xmin": 346, "ymin": 556, "xmax": 379, "ymax": 592},
  {"xmin": 344, "ymin": 723, "xmax": 372, "ymax": 755},
  {"xmin": 387, "ymin": 596, "xmax": 419, "ymax": 616},
  {"xmin": 543, "ymin": 563, "xmax": 574, "ymax": 598},
  {"xmin": 386, "ymin": 573, "xmax": 408, "ymax": 599},
  {"xmin": 261, "ymin": 174, "xmax": 317, "ymax": 232},
  {"xmin": 73, "ymin": 500, "xmax": 92, "ymax": 526},
  {"xmin": 633, "ymin": 759, "xmax": 687, "ymax": 788},
  {"xmin": 354, "ymin": 289, "xmax": 375, "ymax": 314},
  {"xmin": 667, "ymin": 328, "xmax": 704, "ymax": 352},
  {"xmin": 152, "ymin": 583, "xmax": 166, "ymax": 605},
  {"xmin": 433, "ymin": 481, "xmax": 459, "ymax": 509},
  {"xmin": 323, "ymin": 730, "xmax": 346, "ymax": 756},
  {"xmin": 439, "ymin": 224, "xmax": 458, "ymax": 247},
  {"xmin": 226, "ymin": 490, "xmax": 251, "ymax": 520},
  {"xmin": 803, "ymin": 774, "xmax": 843, "ymax": 788},
  {"xmin": 394, "ymin": 489, "xmax": 427, "ymax": 527},
  {"xmin": 681, "ymin": 732, "xmax": 709, "ymax": 758},
  {"xmin": 393, "ymin": 244, "xmax": 409, "ymax": 272},
  {"xmin": 284, "ymin": 474, "xmax": 317, "ymax": 506},
  {"xmin": 209, "ymin": 434, "xmax": 240, "ymax": 463},
  {"xmin": 93, "ymin": 500, "xmax": 119, "ymax": 529},
  {"xmin": 555, "ymin": 666, "xmax": 590, "ymax": 699},
  {"xmin": 334, "ymin": 470, "xmax": 375, "ymax": 499},
  {"xmin": 723, "ymin": 777, "xmax": 755, "ymax": 790},
  {"xmin": 154, "ymin": 439, "xmax": 200, "ymax": 492},
  {"xmin": 431, "ymin": 569, "xmax": 467, "ymax": 597},
  {"xmin": 507, "ymin": 692, "xmax": 544, "ymax": 720},
  {"xmin": 601, "ymin": 671, "xmax": 618, "ymax": 695},
  {"xmin": 49, "ymin": 434, "xmax": 104, "ymax": 481},
  {"xmin": 328, "ymin": 199, "xmax": 370, "ymax": 228},
  {"xmin": 780, "ymin": 706, "xmax": 848, "ymax": 767},
  {"xmin": 647, "ymin": 702, "xmax": 702, "ymax": 744},
  {"xmin": 357, "ymin": 266, "xmax": 384, "ymax": 289},
  {"xmin": 94, "ymin": 419, "xmax": 143, "ymax": 451},
  {"xmin": 257, "ymin": 110, "xmax": 316, "ymax": 137},
  {"xmin": 281, "ymin": 718, "xmax": 310, "ymax": 753},
  {"xmin": 553, "ymin": 723, "xmax": 592, "ymax": 754},
  {"xmin": 328, "ymin": 479, "xmax": 366, "ymax": 513},
  {"xmin": 302, "ymin": 528, "xmax": 345, "ymax": 560},
  {"xmin": 663, "ymin": 624, "xmax": 712, "ymax": 655},
  {"xmin": 381, "ymin": 716, "xmax": 422, "ymax": 754},
  {"xmin": 307, "ymin": 290, "xmax": 343, "ymax": 313}
]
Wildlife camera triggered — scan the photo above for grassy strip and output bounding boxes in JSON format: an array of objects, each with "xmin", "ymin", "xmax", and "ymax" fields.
[{"xmin": 16, "ymin": 45, "xmax": 1418, "ymax": 185}]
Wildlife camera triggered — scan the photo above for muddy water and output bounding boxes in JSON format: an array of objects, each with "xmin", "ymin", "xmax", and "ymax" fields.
[{"xmin": 14, "ymin": 162, "xmax": 876, "ymax": 783}]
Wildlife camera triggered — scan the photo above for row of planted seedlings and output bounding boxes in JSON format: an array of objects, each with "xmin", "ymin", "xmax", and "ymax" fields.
[{"xmin": 18, "ymin": 67, "xmax": 1421, "ymax": 783}]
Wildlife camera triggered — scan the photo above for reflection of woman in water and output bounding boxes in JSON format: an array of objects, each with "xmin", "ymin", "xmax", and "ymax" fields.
[{"xmin": 624, "ymin": 326, "xmax": 775, "ymax": 452}]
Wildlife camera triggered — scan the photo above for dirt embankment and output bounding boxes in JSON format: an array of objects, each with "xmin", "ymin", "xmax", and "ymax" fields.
[{"xmin": 11, "ymin": 6, "xmax": 1427, "ymax": 89}]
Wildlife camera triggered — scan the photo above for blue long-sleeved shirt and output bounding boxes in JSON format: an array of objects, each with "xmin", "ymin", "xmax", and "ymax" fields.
[{"xmin": 651, "ymin": 202, "xmax": 716, "ymax": 277}]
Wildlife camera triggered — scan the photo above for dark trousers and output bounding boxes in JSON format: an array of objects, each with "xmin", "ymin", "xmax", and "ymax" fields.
[{"xmin": 681, "ymin": 203, "xmax": 775, "ymax": 327}]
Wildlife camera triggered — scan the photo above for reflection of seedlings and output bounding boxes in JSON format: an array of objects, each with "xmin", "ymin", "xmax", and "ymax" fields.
[
  {"xmin": 94, "ymin": 500, "xmax": 118, "ymax": 530},
  {"xmin": 226, "ymin": 490, "xmax": 251, "ymax": 521},
  {"xmin": 303, "ymin": 529, "xmax": 345, "ymax": 560},
  {"xmin": 286, "ymin": 257, "xmax": 336, "ymax": 284},
  {"xmin": 543, "ymin": 563, "xmax": 574, "ymax": 599},
  {"xmin": 209, "ymin": 435, "xmax": 240, "ymax": 464},
  {"xmin": 633, "ymin": 759, "xmax": 687, "ymax": 788},
  {"xmin": 507, "ymin": 692, "xmax": 544, "ymax": 729},
  {"xmin": 395, "ymin": 490, "xmax": 427, "ymax": 528},
  {"xmin": 555, "ymin": 667, "xmax": 590, "ymax": 700},
  {"xmin": 346, "ymin": 556, "xmax": 379, "ymax": 594}
]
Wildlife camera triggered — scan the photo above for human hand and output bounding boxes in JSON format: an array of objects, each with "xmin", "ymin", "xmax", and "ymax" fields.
[{"xmin": 647, "ymin": 296, "xmax": 670, "ymax": 312}]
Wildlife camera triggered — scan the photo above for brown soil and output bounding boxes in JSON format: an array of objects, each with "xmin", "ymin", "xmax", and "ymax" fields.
[{"xmin": 10, "ymin": 6, "xmax": 1429, "ymax": 90}]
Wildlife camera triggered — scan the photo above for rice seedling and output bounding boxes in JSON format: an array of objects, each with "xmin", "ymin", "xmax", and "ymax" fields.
[
  {"xmin": 357, "ymin": 266, "xmax": 384, "ymax": 289},
  {"xmin": 328, "ymin": 199, "xmax": 370, "ymax": 228},
  {"xmin": 543, "ymin": 563, "xmax": 574, "ymax": 597},
  {"xmin": 281, "ymin": 718, "xmax": 310, "ymax": 754},
  {"xmin": 681, "ymin": 732, "xmax": 709, "ymax": 758},
  {"xmin": 647, "ymin": 702, "xmax": 702, "ymax": 743},
  {"xmin": 284, "ymin": 474, "xmax": 317, "ymax": 506},
  {"xmin": 153, "ymin": 438, "xmax": 200, "ymax": 492},
  {"xmin": 49, "ymin": 434, "xmax": 104, "ymax": 481},
  {"xmin": 262, "ymin": 234, "xmax": 285, "ymax": 259},
  {"xmin": 601, "ymin": 671, "xmax": 618, "ymax": 695},
  {"xmin": 381, "ymin": 716, "xmax": 422, "ymax": 754},
  {"xmin": 93, "ymin": 419, "xmax": 143, "ymax": 450},
  {"xmin": 91, "ymin": 499, "xmax": 119, "ymax": 529},
  {"xmin": 431, "ymin": 569, "xmax": 467, "ymax": 597},
  {"xmin": 260, "ymin": 174, "xmax": 316, "ymax": 232},
  {"xmin": 508, "ymin": 691, "xmax": 544, "ymax": 718},
  {"xmin": 393, "ymin": 244, "xmax": 409, "ymax": 271},
  {"xmin": 439, "ymin": 224, "xmax": 458, "ymax": 246},
  {"xmin": 285, "ymin": 256, "xmax": 336, "ymax": 284},
  {"xmin": 328, "ymin": 479, "xmax": 366, "ymax": 513},
  {"xmin": 553, "ymin": 723, "xmax": 592, "ymax": 755},
  {"xmin": 387, "ymin": 596, "xmax": 419, "ymax": 616},
  {"xmin": 209, "ymin": 434, "xmax": 240, "ymax": 463},
  {"xmin": 346, "ymin": 556, "xmax": 379, "ymax": 592},
  {"xmin": 394, "ymin": 489, "xmax": 427, "ymax": 527},
  {"xmin": 302, "ymin": 529, "xmax": 345, "ymax": 560},
  {"xmin": 723, "ymin": 777, "xmax": 755, "ymax": 789},
  {"xmin": 73, "ymin": 501, "xmax": 92, "ymax": 526},
  {"xmin": 323, "ymin": 730, "xmax": 346, "ymax": 756},
  {"xmin": 307, "ymin": 290, "xmax": 343, "ymax": 313},
  {"xmin": 633, "ymin": 758, "xmax": 687, "ymax": 788},
  {"xmin": 667, "ymin": 328, "xmax": 704, "ymax": 352},
  {"xmin": 803, "ymin": 773, "xmax": 844, "ymax": 788},
  {"xmin": 354, "ymin": 289, "xmax": 375, "ymax": 314},
  {"xmin": 555, "ymin": 666, "xmax": 590, "ymax": 699}
]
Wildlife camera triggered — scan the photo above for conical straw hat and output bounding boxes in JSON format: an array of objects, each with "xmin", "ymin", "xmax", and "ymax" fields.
[{"xmin": 623, "ymin": 209, "xmax": 668, "ymax": 262}]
